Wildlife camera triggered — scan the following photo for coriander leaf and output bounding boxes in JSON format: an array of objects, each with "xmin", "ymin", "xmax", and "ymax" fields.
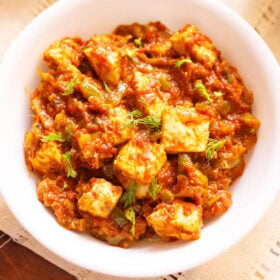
[
  {"xmin": 120, "ymin": 181, "xmax": 136, "ymax": 209},
  {"xmin": 126, "ymin": 110, "xmax": 161, "ymax": 130},
  {"xmin": 125, "ymin": 206, "xmax": 136, "ymax": 236},
  {"xmin": 205, "ymin": 138, "xmax": 226, "ymax": 160},
  {"xmin": 125, "ymin": 208, "xmax": 136, "ymax": 237},
  {"xmin": 41, "ymin": 132, "xmax": 64, "ymax": 142},
  {"xmin": 103, "ymin": 81, "xmax": 111, "ymax": 93},
  {"xmin": 213, "ymin": 91, "xmax": 223, "ymax": 97},
  {"xmin": 110, "ymin": 207, "xmax": 127, "ymax": 228},
  {"xmin": 41, "ymin": 126, "xmax": 72, "ymax": 143},
  {"xmin": 128, "ymin": 110, "xmax": 142, "ymax": 118},
  {"xmin": 125, "ymin": 48, "xmax": 138, "ymax": 58},
  {"xmin": 136, "ymin": 115, "xmax": 161, "ymax": 130},
  {"xmin": 175, "ymin": 58, "xmax": 192, "ymax": 68},
  {"xmin": 62, "ymin": 181, "xmax": 68, "ymax": 190},
  {"xmin": 62, "ymin": 151, "xmax": 77, "ymax": 178},
  {"xmin": 124, "ymin": 206, "xmax": 135, "ymax": 236},
  {"xmin": 126, "ymin": 110, "xmax": 143, "ymax": 127},
  {"xmin": 149, "ymin": 177, "xmax": 161, "ymax": 200},
  {"xmin": 194, "ymin": 81, "xmax": 213, "ymax": 103},
  {"xmin": 62, "ymin": 77, "xmax": 78, "ymax": 96},
  {"xmin": 134, "ymin": 38, "xmax": 143, "ymax": 47}
]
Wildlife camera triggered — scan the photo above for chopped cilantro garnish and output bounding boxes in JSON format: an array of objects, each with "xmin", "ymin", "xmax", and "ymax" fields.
[
  {"xmin": 125, "ymin": 48, "xmax": 138, "ymax": 58},
  {"xmin": 125, "ymin": 206, "xmax": 136, "ymax": 236},
  {"xmin": 41, "ymin": 132, "xmax": 64, "ymax": 142},
  {"xmin": 175, "ymin": 58, "xmax": 192, "ymax": 68},
  {"xmin": 126, "ymin": 110, "xmax": 161, "ymax": 130},
  {"xmin": 149, "ymin": 178, "xmax": 161, "ymax": 200},
  {"xmin": 110, "ymin": 207, "xmax": 127, "ymax": 228},
  {"xmin": 137, "ymin": 115, "xmax": 161, "ymax": 130},
  {"xmin": 134, "ymin": 38, "xmax": 143, "ymax": 47},
  {"xmin": 125, "ymin": 110, "xmax": 143, "ymax": 127},
  {"xmin": 213, "ymin": 91, "xmax": 224, "ymax": 97},
  {"xmin": 62, "ymin": 181, "xmax": 68, "ymax": 190},
  {"xmin": 103, "ymin": 81, "xmax": 111, "ymax": 93},
  {"xmin": 41, "ymin": 126, "xmax": 72, "ymax": 143},
  {"xmin": 128, "ymin": 109, "xmax": 143, "ymax": 118},
  {"xmin": 62, "ymin": 77, "xmax": 78, "ymax": 96},
  {"xmin": 120, "ymin": 181, "xmax": 136, "ymax": 209},
  {"xmin": 194, "ymin": 81, "xmax": 213, "ymax": 103},
  {"xmin": 62, "ymin": 151, "xmax": 77, "ymax": 178},
  {"xmin": 205, "ymin": 139, "xmax": 226, "ymax": 160}
]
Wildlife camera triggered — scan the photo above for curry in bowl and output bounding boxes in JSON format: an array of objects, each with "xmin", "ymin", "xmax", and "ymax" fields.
[{"xmin": 24, "ymin": 22, "xmax": 260, "ymax": 248}]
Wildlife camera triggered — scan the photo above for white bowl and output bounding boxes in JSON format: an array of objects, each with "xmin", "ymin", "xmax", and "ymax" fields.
[{"xmin": 1, "ymin": 0, "xmax": 280, "ymax": 277}]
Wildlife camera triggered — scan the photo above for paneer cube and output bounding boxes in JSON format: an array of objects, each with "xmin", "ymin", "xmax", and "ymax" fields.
[
  {"xmin": 76, "ymin": 131, "xmax": 116, "ymax": 168},
  {"xmin": 149, "ymin": 40, "xmax": 173, "ymax": 57},
  {"xmin": 116, "ymin": 173, "xmax": 150, "ymax": 199},
  {"xmin": 170, "ymin": 25, "xmax": 218, "ymax": 67},
  {"xmin": 77, "ymin": 132, "xmax": 110, "ymax": 159},
  {"xmin": 114, "ymin": 140, "xmax": 167, "ymax": 185},
  {"xmin": 175, "ymin": 153, "xmax": 208, "ymax": 203},
  {"xmin": 134, "ymin": 183, "xmax": 150, "ymax": 199},
  {"xmin": 108, "ymin": 107, "xmax": 132, "ymax": 145},
  {"xmin": 43, "ymin": 37, "xmax": 82, "ymax": 68},
  {"xmin": 147, "ymin": 200, "xmax": 203, "ymax": 241},
  {"xmin": 75, "ymin": 107, "xmax": 132, "ymax": 168},
  {"xmin": 132, "ymin": 71, "xmax": 167, "ymax": 118},
  {"xmin": 78, "ymin": 178, "xmax": 123, "ymax": 218},
  {"xmin": 161, "ymin": 106, "xmax": 210, "ymax": 153},
  {"xmin": 136, "ymin": 94, "xmax": 167, "ymax": 119},
  {"xmin": 133, "ymin": 71, "xmax": 150, "ymax": 93},
  {"xmin": 29, "ymin": 142, "xmax": 63, "ymax": 175},
  {"xmin": 84, "ymin": 36, "xmax": 121, "ymax": 86}
]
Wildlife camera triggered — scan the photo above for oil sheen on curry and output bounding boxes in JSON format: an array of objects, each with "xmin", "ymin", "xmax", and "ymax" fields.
[{"xmin": 24, "ymin": 22, "xmax": 260, "ymax": 248}]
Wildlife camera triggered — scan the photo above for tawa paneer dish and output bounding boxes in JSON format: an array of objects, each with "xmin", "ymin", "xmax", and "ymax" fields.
[{"xmin": 24, "ymin": 22, "xmax": 260, "ymax": 248}]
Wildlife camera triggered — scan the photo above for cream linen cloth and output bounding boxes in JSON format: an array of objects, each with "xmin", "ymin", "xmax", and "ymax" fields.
[{"xmin": 0, "ymin": 0, "xmax": 280, "ymax": 279}]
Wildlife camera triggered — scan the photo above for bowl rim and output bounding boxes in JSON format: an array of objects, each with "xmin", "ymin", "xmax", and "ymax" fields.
[{"xmin": 1, "ymin": 0, "xmax": 280, "ymax": 277}]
